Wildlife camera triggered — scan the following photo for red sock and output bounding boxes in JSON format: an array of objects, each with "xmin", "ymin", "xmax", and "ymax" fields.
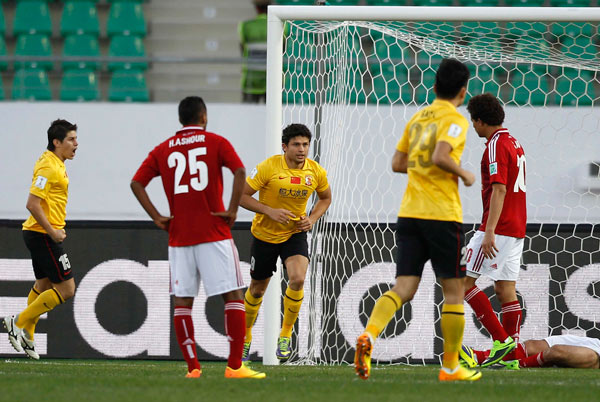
[
  {"xmin": 473, "ymin": 348, "xmax": 489, "ymax": 364},
  {"xmin": 174, "ymin": 307, "xmax": 201, "ymax": 373},
  {"xmin": 225, "ymin": 300, "xmax": 246, "ymax": 370},
  {"xmin": 520, "ymin": 351, "xmax": 545, "ymax": 367},
  {"xmin": 465, "ymin": 285, "xmax": 509, "ymax": 342},
  {"xmin": 501, "ymin": 300, "xmax": 522, "ymax": 342},
  {"xmin": 504, "ymin": 342, "xmax": 526, "ymax": 361}
]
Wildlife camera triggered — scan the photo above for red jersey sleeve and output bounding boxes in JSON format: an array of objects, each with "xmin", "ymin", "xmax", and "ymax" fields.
[
  {"xmin": 132, "ymin": 147, "xmax": 160, "ymax": 187},
  {"xmin": 489, "ymin": 140, "xmax": 509, "ymax": 186},
  {"xmin": 219, "ymin": 137, "xmax": 244, "ymax": 173}
]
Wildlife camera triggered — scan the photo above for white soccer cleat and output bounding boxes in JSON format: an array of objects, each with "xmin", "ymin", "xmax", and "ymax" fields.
[
  {"xmin": 20, "ymin": 329, "xmax": 39, "ymax": 360},
  {"xmin": 3, "ymin": 316, "xmax": 24, "ymax": 353}
]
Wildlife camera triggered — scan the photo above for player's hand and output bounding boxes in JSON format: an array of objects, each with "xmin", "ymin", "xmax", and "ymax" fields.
[
  {"xmin": 295, "ymin": 215, "xmax": 314, "ymax": 232},
  {"xmin": 481, "ymin": 231, "xmax": 499, "ymax": 259},
  {"xmin": 50, "ymin": 228, "xmax": 66, "ymax": 243},
  {"xmin": 267, "ymin": 208, "xmax": 296, "ymax": 224},
  {"xmin": 211, "ymin": 210, "xmax": 237, "ymax": 228},
  {"xmin": 461, "ymin": 171, "xmax": 476, "ymax": 187},
  {"xmin": 154, "ymin": 215, "xmax": 173, "ymax": 232}
]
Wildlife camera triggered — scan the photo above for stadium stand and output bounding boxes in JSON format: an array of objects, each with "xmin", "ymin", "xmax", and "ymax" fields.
[
  {"xmin": 12, "ymin": 68, "xmax": 52, "ymax": 100},
  {"xmin": 62, "ymin": 34, "xmax": 101, "ymax": 71},
  {"xmin": 60, "ymin": 1, "xmax": 100, "ymax": 37},
  {"xmin": 13, "ymin": 0, "xmax": 52, "ymax": 36},
  {"xmin": 60, "ymin": 68, "xmax": 100, "ymax": 101},
  {"xmin": 106, "ymin": 2, "xmax": 146, "ymax": 37},
  {"xmin": 108, "ymin": 68, "xmax": 149, "ymax": 101}
]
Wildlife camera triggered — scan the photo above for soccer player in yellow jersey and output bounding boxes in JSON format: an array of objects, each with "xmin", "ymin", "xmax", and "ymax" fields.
[
  {"xmin": 354, "ymin": 59, "xmax": 482, "ymax": 381},
  {"xmin": 240, "ymin": 123, "xmax": 331, "ymax": 361},
  {"xmin": 3, "ymin": 119, "xmax": 78, "ymax": 360}
]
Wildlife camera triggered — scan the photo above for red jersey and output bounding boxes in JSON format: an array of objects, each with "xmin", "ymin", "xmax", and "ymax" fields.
[
  {"xmin": 132, "ymin": 126, "xmax": 244, "ymax": 246},
  {"xmin": 479, "ymin": 128, "xmax": 527, "ymax": 238}
]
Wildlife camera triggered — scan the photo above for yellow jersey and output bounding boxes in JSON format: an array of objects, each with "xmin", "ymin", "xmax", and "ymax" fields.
[
  {"xmin": 396, "ymin": 99, "xmax": 469, "ymax": 222},
  {"xmin": 23, "ymin": 150, "xmax": 69, "ymax": 233},
  {"xmin": 247, "ymin": 154, "xmax": 329, "ymax": 244}
]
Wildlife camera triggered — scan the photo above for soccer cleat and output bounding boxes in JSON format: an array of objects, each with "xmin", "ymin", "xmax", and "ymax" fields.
[
  {"xmin": 3, "ymin": 316, "xmax": 24, "ymax": 353},
  {"xmin": 354, "ymin": 333, "xmax": 373, "ymax": 380},
  {"xmin": 494, "ymin": 359, "xmax": 520, "ymax": 370},
  {"xmin": 459, "ymin": 344, "xmax": 478, "ymax": 368},
  {"xmin": 185, "ymin": 368, "xmax": 202, "ymax": 378},
  {"xmin": 225, "ymin": 364, "xmax": 266, "ymax": 379},
  {"xmin": 242, "ymin": 341, "xmax": 251, "ymax": 362},
  {"xmin": 276, "ymin": 336, "xmax": 291, "ymax": 361},
  {"xmin": 438, "ymin": 366, "xmax": 482, "ymax": 382},
  {"xmin": 480, "ymin": 337, "xmax": 516, "ymax": 368},
  {"xmin": 20, "ymin": 329, "xmax": 39, "ymax": 360}
]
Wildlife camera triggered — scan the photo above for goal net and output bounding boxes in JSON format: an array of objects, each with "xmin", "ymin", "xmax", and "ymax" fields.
[{"xmin": 265, "ymin": 5, "xmax": 600, "ymax": 365}]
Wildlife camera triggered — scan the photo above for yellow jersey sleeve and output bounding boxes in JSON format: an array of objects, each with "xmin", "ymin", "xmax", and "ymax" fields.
[
  {"xmin": 315, "ymin": 163, "xmax": 329, "ymax": 193},
  {"xmin": 29, "ymin": 164, "xmax": 56, "ymax": 200},
  {"xmin": 396, "ymin": 124, "xmax": 410, "ymax": 153},
  {"xmin": 247, "ymin": 159, "xmax": 271, "ymax": 191},
  {"xmin": 436, "ymin": 114, "xmax": 468, "ymax": 151}
]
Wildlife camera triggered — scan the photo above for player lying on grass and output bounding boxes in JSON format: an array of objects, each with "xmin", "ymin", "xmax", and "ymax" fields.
[{"xmin": 460, "ymin": 334, "xmax": 600, "ymax": 369}]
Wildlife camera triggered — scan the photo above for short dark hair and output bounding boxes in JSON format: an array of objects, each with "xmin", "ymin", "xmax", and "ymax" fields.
[
  {"xmin": 178, "ymin": 96, "xmax": 207, "ymax": 126},
  {"xmin": 282, "ymin": 123, "xmax": 312, "ymax": 145},
  {"xmin": 467, "ymin": 93, "xmax": 505, "ymax": 126},
  {"xmin": 254, "ymin": 0, "xmax": 270, "ymax": 13},
  {"xmin": 47, "ymin": 119, "xmax": 77, "ymax": 151},
  {"xmin": 435, "ymin": 58, "xmax": 470, "ymax": 100}
]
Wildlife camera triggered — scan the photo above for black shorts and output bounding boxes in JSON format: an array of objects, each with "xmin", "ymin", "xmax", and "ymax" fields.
[
  {"xmin": 23, "ymin": 230, "xmax": 73, "ymax": 283},
  {"xmin": 395, "ymin": 217, "xmax": 466, "ymax": 279},
  {"xmin": 250, "ymin": 232, "xmax": 309, "ymax": 280}
]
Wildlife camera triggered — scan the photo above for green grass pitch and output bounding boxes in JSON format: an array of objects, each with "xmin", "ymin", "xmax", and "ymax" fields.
[{"xmin": 1, "ymin": 359, "xmax": 599, "ymax": 402}]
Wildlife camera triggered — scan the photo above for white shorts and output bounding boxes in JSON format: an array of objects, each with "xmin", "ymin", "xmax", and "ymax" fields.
[
  {"xmin": 545, "ymin": 335, "xmax": 600, "ymax": 357},
  {"xmin": 466, "ymin": 231, "xmax": 524, "ymax": 281},
  {"xmin": 168, "ymin": 239, "xmax": 245, "ymax": 298}
]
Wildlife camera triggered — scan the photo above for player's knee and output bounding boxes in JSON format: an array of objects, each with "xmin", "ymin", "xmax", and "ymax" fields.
[
  {"xmin": 494, "ymin": 283, "xmax": 517, "ymax": 304},
  {"xmin": 288, "ymin": 277, "xmax": 304, "ymax": 291}
]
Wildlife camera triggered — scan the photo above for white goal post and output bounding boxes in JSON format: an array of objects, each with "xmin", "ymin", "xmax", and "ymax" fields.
[{"xmin": 263, "ymin": 5, "xmax": 600, "ymax": 366}]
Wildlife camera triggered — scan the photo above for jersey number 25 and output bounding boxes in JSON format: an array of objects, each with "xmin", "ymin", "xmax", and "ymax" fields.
[{"xmin": 168, "ymin": 147, "xmax": 208, "ymax": 194}]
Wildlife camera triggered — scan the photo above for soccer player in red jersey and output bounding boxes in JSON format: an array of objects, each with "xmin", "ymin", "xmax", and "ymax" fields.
[
  {"xmin": 464, "ymin": 93, "xmax": 527, "ymax": 367},
  {"xmin": 131, "ymin": 96, "xmax": 265, "ymax": 379}
]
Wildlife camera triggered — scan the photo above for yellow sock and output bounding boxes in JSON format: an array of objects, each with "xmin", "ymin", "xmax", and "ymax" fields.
[
  {"xmin": 23, "ymin": 287, "xmax": 41, "ymax": 340},
  {"xmin": 16, "ymin": 288, "xmax": 63, "ymax": 330},
  {"xmin": 441, "ymin": 303, "xmax": 465, "ymax": 370},
  {"xmin": 365, "ymin": 290, "xmax": 402, "ymax": 339},
  {"xmin": 244, "ymin": 289, "xmax": 263, "ymax": 344},
  {"xmin": 280, "ymin": 287, "xmax": 304, "ymax": 338}
]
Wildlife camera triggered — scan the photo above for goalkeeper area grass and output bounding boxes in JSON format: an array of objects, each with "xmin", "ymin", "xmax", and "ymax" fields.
[{"xmin": 1, "ymin": 359, "xmax": 598, "ymax": 402}]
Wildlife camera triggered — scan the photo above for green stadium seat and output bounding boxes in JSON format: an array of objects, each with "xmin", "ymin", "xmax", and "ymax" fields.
[
  {"xmin": 108, "ymin": 69, "xmax": 149, "ymax": 102},
  {"xmin": 0, "ymin": 36, "xmax": 7, "ymax": 71},
  {"xmin": 61, "ymin": 1, "xmax": 100, "ymax": 37},
  {"xmin": 369, "ymin": 63, "xmax": 411, "ymax": 104},
  {"xmin": 411, "ymin": 21, "xmax": 455, "ymax": 39},
  {"xmin": 561, "ymin": 36, "xmax": 597, "ymax": 61},
  {"xmin": 413, "ymin": 66, "xmax": 436, "ymax": 105},
  {"xmin": 14, "ymin": 34, "xmax": 53, "ymax": 71},
  {"xmin": 284, "ymin": 63, "xmax": 316, "ymax": 104},
  {"xmin": 550, "ymin": 0, "xmax": 589, "ymax": 5},
  {"xmin": 413, "ymin": 0, "xmax": 453, "ymax": 5},
  {"xmin": 63, "ymin": 34, "xmax": 100, "ymax": 71},
  {"xmin": 554, "ymin": 69, "xmax": 595, "ymax": 106},
  {"xmin": 326, "ymin": 0, "xmax": 360, "ymax": 4},
  {"xmin": 374, "ymin": 37, "xmax": 411, "ymax": 63},
  {"xmin": 60, "ymin": 69, "xmax": 100, "ymax": 101},
  {"xmin": 106, "ymin": 2, "xmax": 146, "ymax": 37},
  {"xmin": 366, "ymin": 0, "xmax": 407, "ymax": 4},
  {"xmin": 13, "ymin": 1, "xmax": 52, "ymax": 36},
  {"xmin": 551, "ymin": 22, "xmax": 595, "ymax": 41},
  {"xmin": 466, "ymin": 64, "xmax": 501, "ymax": 101},
  {"xmin": 506, "ymin": 21, "xmax": 547, "ymax": 41},
  {"xmin": 0, "ymin": 3, "xmax": 5, "ymax": 35},
  {"xmin": 0, "ymin": 75, "xmax": 4, "ymax": 100},
  {"xmin": 459, "ymin": 0, "xmax": 498, "ymax": 5},
  {"xmin": 12, "ymin": 68, "xmax": 52, "ymax": 100},
  {"xmin": 277, "ymin": 0, "xmax": 315, "ymax": 4},
  {"xmin": 108, "ymin": 35, "xmax": 147, "ymax": 71},
  {"xmin": 460, "ymin": 21, "xmax": 501, "ymax": 49},
  {"xmin": 505, "ymin": 0, "xmax": 544, "ymax": 5},
  {"xmin": 106, "ymin": 0, "xmax": 145, "ymax": 2},
  {"xmin": 507, "ymin": 69, "xmax": 549, "ymax": 106},
  {"xmin": 63, "ymin": 0, "xmax": 101, "ymax": 3}
]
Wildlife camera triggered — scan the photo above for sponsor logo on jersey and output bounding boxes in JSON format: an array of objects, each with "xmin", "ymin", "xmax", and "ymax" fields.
[
  {"xmin": 489, "ymin": 162, "xmax": 497, "ymax": 175},
  {"xmin": 278, "ymin": 188, "xmax": 308, "ymax": 199}
]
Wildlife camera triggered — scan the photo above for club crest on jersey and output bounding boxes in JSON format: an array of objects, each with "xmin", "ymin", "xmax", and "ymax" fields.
[
  {"xmin": 305, "ymin": 175, "xmax": 313, "ymax": 186},
  {"xmin": 489, "ymin": 162, "xmax": 497, "ymax": 175}
]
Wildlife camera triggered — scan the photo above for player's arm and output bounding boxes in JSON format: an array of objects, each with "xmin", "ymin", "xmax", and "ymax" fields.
[
  {"xmin": 431, "ymin": 141, "xmax": 475, "ymax": 186},
  {"xmin": 240, "ymin": 182, "xmax": 295, "ymax": 223},
  {"xmin": 211, "ymin": 167, "xmax": 246, "ymax": 228},
  {"xmin": 297, "ymin": 187, "xmax": 332, "ymax": 232},
  {"xmin": 391, "ymin": 150, "xmax": 408, "ymax": 173},
  {"xmin": 25, "ymin": 193, "xmax": 65, "ymax": 243},
  {"xmin": 481, "ymin": 182, "xmax": 506, "ymax": 259},
  {"xmin": 130, "ymin": 180, "xmax": 172, "ymax": 231}
]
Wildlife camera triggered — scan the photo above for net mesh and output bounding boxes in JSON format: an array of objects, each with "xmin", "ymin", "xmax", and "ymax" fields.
[{"xmin": 278, "ymin": 17, "xmax": 600, "ymax": 365}]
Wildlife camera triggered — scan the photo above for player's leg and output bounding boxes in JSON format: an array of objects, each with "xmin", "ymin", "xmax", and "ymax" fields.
[
  {"xmin": 544, "ymin": 345, "xmax": 599, "ymax": 368},
  {"xmin": 496, "ymin": 236, "xmax": 524, "ymax": 345},
  {"xmin": 21, "ymin": 278, "xmax": 52, "ymax": 341},
  {"xmin": 169, "ymin": 246, "xmax": 202, "ymax": 377}
]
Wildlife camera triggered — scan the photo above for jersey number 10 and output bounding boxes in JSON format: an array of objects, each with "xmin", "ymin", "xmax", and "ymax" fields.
[{"xmin": 168, "ymin": 147, "xmax": 208, "ymax": 194}]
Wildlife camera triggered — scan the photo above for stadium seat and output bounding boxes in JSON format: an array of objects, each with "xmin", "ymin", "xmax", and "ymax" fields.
[
  {"xmin": 0, "ymin": 75, "xmax": 4, "ymax": 100},
  {"xmin": 551, "ymin": 22, "xmax": 595, "ymax": 42},
  {"xmin": 411, "ymin": 21, "xmax": 455, "ymax": 40},
  {"xmin": 466, "ymin": 64, "xmax": 501, "ymax": 101},
  {"xmin": 0, "ymin": 3, "xmax": 5, "ymax": 36},
  {"xmin": 413, "ymin": 0, "xmax": 454, "ymax": 6},
  {"xmin": 60, "ymin": 69, "xmax": 100, "ymax": 101},
  {"xmin": 284, "ymin": 63, "xmax": 316, "ymax": 104},
  {"xmin": 550, "ymin": 0, "xmax": 589, "ymax": 5},
  {"xmin": 369, "ymin": 63, "xmax": 411, "ymax": 104},
  {"xmin": 106, "ymin": 0, "xmax": 145, "ymax": 2},
  {"xmin": 108, "ymin": 35, "xmax": 147, "ymax": 71},
  {"xmin": 0, "ymin": 36, "xmax": 7, "ymax": 71},
  {"xmin": 12, "ymin": 68, "xmax": 52, "ymax": 101},
  {"xmin": 413, "ymin": 66, "xmax": 436, "ymax": 105},
  {"xmin": 326, "ymin": 0, "xmax": 360, "ymax": 4},
  {"xmin": 108, "ymin": 69, "xmax": 149, "ymax": 102},
  {"xmin": 61, "ymin": 1, "xmax": 100, "ymax": 37},
  {"xmin": 14, "ymin": 34, "xmax": 53, "ymax": 71},
  {"xmin": 63, "ymin": 34, "xmax": 100, "ymax": 71},
  {"xmin": 505, "ymin": 0, "xmax": 544, "ymax": 5},
  {"xmin": 507, "ymin": 69, "xmax": 549, "ymax": 106},
  {"xmin": 276, "ymin": 0, "xmax": 315, "ymax": 4},
  {"xmin": 374, "ymin": 37, "xmax": 411, "ymax": 63},
  {"xmin": 13, "ymin": 1, "xmax": 52, "ymax": 36},
  {"xmin": 106, "ymin": 2, "xmax": 146, "ymax": 37},
  {"xmin": 459, "ymin": 0, "xmax": 499, "ymax": 5},
  {"xmin": 562, "ymin": 36, "xmax": 597, "ymax": 61},
  {"xmin": 554, "ymin": 69, "xmax": 595, "ymax": 106},
  {"xmin": 366, "ymin": 0, "xmax": 407, "ymax": 4},
  {"xmin": 506, "ymin": 21, "xmax": 547, "ymax": 41}
]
